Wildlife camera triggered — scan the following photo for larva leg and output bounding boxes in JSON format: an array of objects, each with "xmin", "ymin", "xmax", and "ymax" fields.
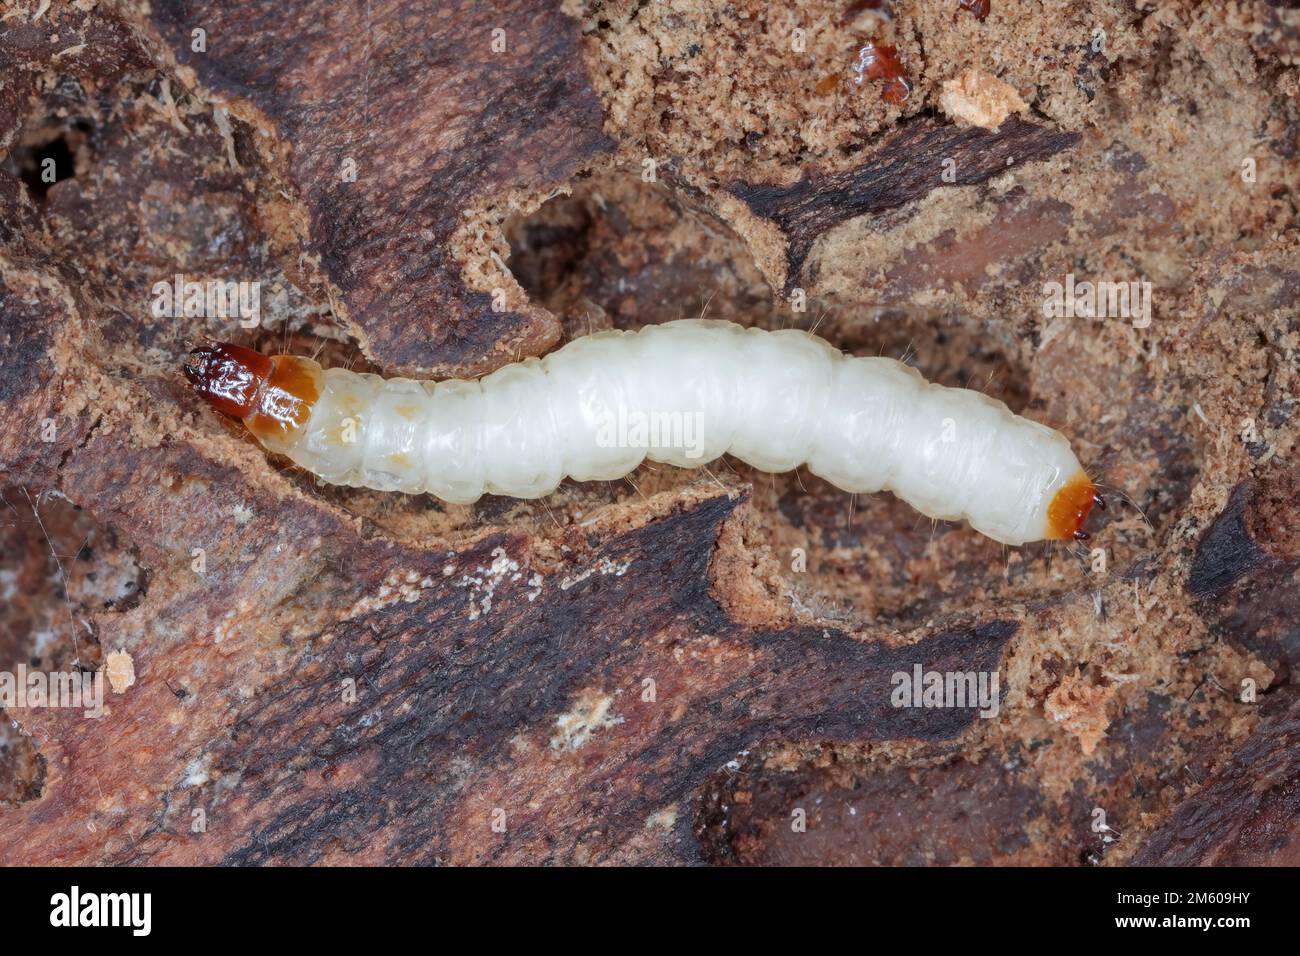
[{"xmin": 184, "ymin": 322, "xmax": 1101, "ymax": 546}]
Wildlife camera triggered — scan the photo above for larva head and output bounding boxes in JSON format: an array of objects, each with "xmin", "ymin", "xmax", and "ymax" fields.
[
  {"xmin": 184, "ymin": 343, "xmax": 271, "ymax": 419},
  {"xmin": 185, "ymin": 343, "xmax": 321, "ymax": 442},
  {"xmin": 1045, "ymin": 472, "xmax": 1100, "ymax": 542}
]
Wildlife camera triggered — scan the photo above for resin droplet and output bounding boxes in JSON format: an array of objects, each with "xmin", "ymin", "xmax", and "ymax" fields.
[{"xmin": 853, "ymin": 42, "xmax": 912, "ymax": 105}]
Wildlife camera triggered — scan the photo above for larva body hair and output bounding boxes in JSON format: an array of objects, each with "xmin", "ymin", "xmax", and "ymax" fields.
[{"xmin": 185, "ymin": 320, "xmax": 1099, "ymax": 546}]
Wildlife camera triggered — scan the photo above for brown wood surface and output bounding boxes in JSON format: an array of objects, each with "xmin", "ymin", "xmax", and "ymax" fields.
[{"xmin": 1, "ymin": 0, "xmax": 1298, "ymax": 867}]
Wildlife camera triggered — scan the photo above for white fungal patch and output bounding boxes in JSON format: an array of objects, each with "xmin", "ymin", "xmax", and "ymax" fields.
[
  {"xmin": 459, "ymin": 546, "xmax": 521, "ymax": 620},
  {"xmin": 342, "ymin": 568, "xmax": 438, "ymax": 619},
  {"xmin": 644, "ymin": 807, "xmax": 679, "ymax": 831},
  {"xmin": 550, "ymin": 688, "xmax": 624, "ymax": 752},
  {"xmin": 183, "ymin": 754, "xmax": 212, "ymax": 788},
  {"xmin": 249, "ymin": 320, "xmax": 1092, "ymax": 545},
  {"xmin": 213, "ymin": 609, "xmax": 238, "ymax": 645},
  {"xmin": 559, "ymin": 556, "xmax": 632, "ymax": 592}
]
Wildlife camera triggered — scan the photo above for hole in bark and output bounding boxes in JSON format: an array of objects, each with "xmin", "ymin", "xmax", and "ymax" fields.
[
  {"xmin": 17, "ymin": 135, "xmax": 74, "ymax": 201},
  {"xmin": 6, "ymin": 119, "xmax": 92, "ymax": 206},
  {"xmin": 503, "ymin": 169, "xmax": 778, "ymax": 337},
  {"xmin": 505, "ymin": 193, "xmax": 594, "ymax": 308}
]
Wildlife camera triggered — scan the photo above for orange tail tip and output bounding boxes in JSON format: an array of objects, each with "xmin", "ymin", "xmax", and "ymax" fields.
[
  {"xmin": 1046, "ymin": 473, "xmax": 1100, "ymax": 541},
  {"xmin": 185, "ymin": 343, "xmax": 320, "ymax": 437}
]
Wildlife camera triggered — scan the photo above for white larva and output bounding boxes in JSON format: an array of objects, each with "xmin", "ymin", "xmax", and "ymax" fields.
[{"xmin": 184, "ymin": 319, "xmax": 1100, "ymax": 545}]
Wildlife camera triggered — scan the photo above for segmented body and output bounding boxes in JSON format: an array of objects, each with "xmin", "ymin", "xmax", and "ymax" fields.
[{"xmin": 184, "ymin": 319, "xmax": 1098, "ymax": 546}]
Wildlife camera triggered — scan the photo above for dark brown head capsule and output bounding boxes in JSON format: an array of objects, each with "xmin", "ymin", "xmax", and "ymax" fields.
[
  {"xmin": 184, "ymin": 342, "xmax": 273, "ymax": 419},
  {"xmin": 959, "ymin": 0, "xmax": 990, "ymax": 20},
  {"xmin": 185, "ymin": 342, "xmax": 320, "ymax": 439}
]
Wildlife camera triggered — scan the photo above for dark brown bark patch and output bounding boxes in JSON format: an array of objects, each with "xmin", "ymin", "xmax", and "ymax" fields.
[
  {"xmin": 727, "ymin": 116, "xmax": 1080, "ymax": 291},
  {"xmin": 1187, "ymin": 482, "xmax": 1274, "ymax": 599},
  {"xmin": 206, "ymin": 495, "xmax": 1016, "ymax": 864},
  {"xmin": 1132, "ymin": 691, "xmax": 1300, "ymax": 866},
  {"xmin": 697, "ymin": 753, "xmax": 1045, "ymax": 866},
  {"xmin": 1188, "ymin": 468, "xmax": 1300, "ymax": 672}
]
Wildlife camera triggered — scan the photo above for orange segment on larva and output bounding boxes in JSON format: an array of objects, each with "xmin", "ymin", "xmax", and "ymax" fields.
[{"xmin": 184, "ymin": 319, "xmax": 1100, "ymax": 546}]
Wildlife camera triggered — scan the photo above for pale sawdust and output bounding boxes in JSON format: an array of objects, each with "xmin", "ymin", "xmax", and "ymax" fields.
[{"xmin": 939, "ymin": 68, "xmax": 1027, "ymax": 131}]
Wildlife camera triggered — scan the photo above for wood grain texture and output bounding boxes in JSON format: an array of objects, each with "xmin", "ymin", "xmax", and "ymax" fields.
[
  {"xmin": 151, "ymin": 0, "xmax": 614, "ymax": 377},
  {"xmin": 1133, "ymin": 691, "xmax": 1300, "ymax": 866},
  {"xmin": 1188, "ymin": 468, "xmax": 1300, "ymax": 673},
  {"xmin": 727, "ymin": 117, "xmax": 1080, "ymax": 292}
]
